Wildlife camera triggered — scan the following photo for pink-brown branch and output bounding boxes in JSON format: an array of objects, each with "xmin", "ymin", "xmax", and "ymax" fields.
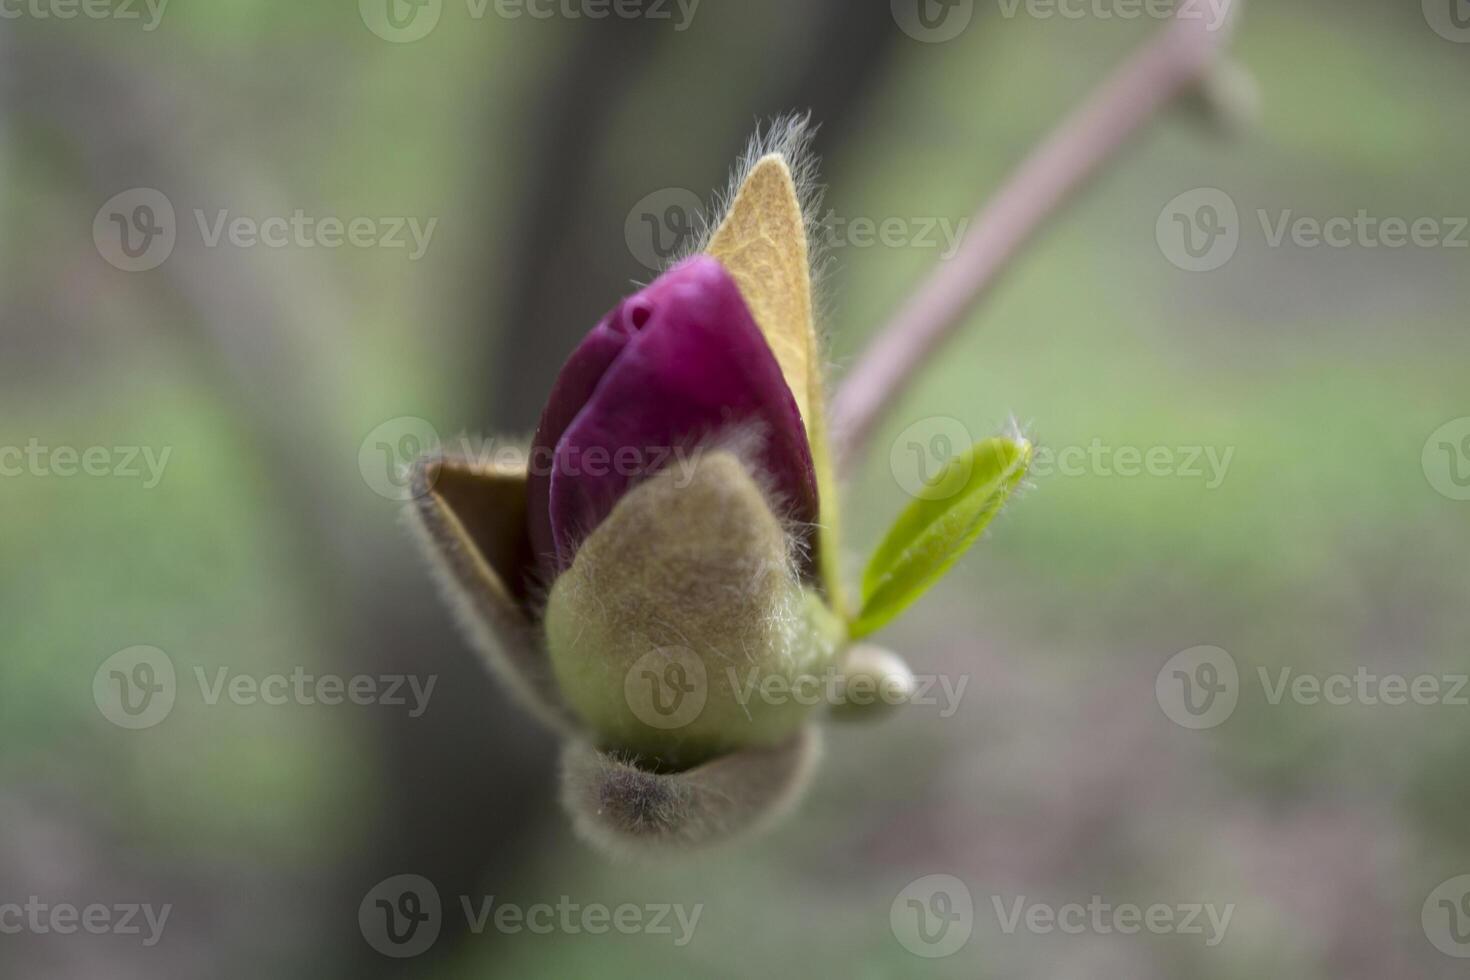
[{"xmin": 831, "ymin": 7, "xmax": 1238, "ymax": 471}]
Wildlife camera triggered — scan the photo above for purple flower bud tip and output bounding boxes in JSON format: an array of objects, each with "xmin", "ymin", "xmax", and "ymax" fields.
[{"xmin": 527, "ymin": 256, "xmax": 818, "ymax": 575}]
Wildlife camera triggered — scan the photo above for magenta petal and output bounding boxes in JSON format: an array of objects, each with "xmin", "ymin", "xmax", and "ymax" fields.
[
  {"xmin": 527, "ymin": 314, "xmax": 636, "ymax": 568},
  {"xmin": 544, "ymin": 256, "xmax": 816, "ymax": 573}
]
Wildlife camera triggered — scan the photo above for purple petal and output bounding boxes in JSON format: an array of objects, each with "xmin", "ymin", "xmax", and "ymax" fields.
[
  {"xmin": 527, "ymin": 312, "xmax": 636, "ymax": 569},
  {"xmin": 539, "ymin": 256, "xmax": 816, "ymax": 573}
]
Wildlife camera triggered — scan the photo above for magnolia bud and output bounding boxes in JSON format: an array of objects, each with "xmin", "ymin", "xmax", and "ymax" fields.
[{"xmin": 545, "ymin": 449, "xmax": 842, "ymax": 771}]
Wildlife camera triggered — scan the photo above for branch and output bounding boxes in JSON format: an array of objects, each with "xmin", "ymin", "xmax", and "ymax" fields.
[{"xmin": 831, "ymin": 6, "xmax": 1239, "ymax": 472}]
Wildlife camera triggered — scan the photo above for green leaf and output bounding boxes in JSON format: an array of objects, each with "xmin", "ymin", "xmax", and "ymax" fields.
[{"xmin": 851, "ymin": 436, "xmax": 1032, "ymax": 638}]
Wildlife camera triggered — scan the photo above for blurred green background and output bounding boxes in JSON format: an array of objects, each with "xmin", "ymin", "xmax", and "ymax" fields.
[{"xmin": 3, "ymin": 0, "xmax": 1469, "ymax": 976}]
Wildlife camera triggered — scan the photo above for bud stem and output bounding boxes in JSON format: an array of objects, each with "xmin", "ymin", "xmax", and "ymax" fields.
[{"xmin": 831, "ymin": 4, "xmax": 1240, "ymax": 473}]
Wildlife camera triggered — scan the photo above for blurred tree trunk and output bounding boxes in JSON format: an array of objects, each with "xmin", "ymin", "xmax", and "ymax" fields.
[{"xmin": 482, "ymin": 0, "xmax": 908, "ymax": 433}]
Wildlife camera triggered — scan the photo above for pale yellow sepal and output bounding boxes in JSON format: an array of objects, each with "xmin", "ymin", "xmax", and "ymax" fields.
[
  {"xmin": 707, "ymin": 154, "xmax": 816, "ymax": 428},
  {"xmin": 706, "ymin": 152, "xmax": 847, "ymax": 615}
]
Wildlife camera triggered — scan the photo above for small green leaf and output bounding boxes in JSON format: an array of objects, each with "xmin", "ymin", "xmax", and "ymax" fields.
[{"xmin": 851, "ymin": 436, "xmax": 1032, "ymax": 638}]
